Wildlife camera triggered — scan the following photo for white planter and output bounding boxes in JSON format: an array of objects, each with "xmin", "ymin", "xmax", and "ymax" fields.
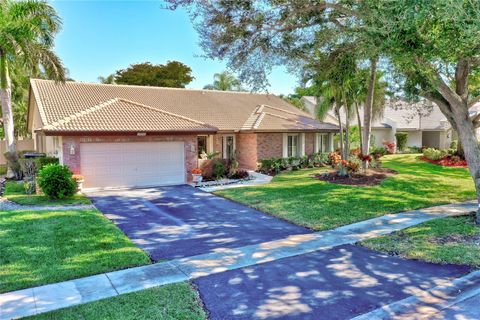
[{"xmin": 192, "ymin": 174, "xmax": 203, "ymax": 183}]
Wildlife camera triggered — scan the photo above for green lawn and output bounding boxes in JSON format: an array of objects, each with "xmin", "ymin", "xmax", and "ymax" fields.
[
  {"xmin": 216, "ymin": 154, "xmax": 475, "ymax": 231},
  {"xmin": 3, "ymin": 181, "xmax": 91, "ymax": 206},
  {"xmin": 25, "ymin": 283, "xmax": 206, "ymax": 320},
  {"xmin": 0, "ymin": 209, "xmax": 150, "ymax": 293},
  {"xmin": 361, "ymin": 216, "xmax": 480, "ymax": 266}
]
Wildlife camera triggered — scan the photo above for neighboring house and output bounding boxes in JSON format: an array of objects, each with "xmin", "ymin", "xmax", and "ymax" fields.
[
  {"xmin": 301, "ymin": 96, "xmax": 454, "ymax": 149},
  {"xmin": 28, "ymin": 79, "xmax": 338, "ymax": 188}
]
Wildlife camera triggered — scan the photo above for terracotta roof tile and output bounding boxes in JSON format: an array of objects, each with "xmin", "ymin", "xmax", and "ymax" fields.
[{"xmin": 31, "ymin": 79, "xmax": 338, "ymax": 133}]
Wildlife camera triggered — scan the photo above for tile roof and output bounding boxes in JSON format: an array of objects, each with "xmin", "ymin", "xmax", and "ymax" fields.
[
  {"xmin": 41, "ymin": 98, "xmax": 216, "ymax": 133},
  {"xmin": 30, "ymin": 79, "xmax": 338, "ymax": 134}
]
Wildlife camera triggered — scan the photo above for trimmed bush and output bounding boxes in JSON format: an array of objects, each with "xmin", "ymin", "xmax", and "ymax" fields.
[
  {"xmin": 35, "ymin": 157, "xmax": 59, "ymax": 171},
  {"xmin": 37, "ymin": 164, "xmax": 76, "ymax": 199},
  {"xmin": 395, "ymin": 133, "xmax": 408, "ymax": 151}
]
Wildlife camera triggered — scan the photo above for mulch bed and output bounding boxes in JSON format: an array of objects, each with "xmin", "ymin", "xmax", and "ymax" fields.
[
  {"xmin": 420, "ymin": 156, "xmax": 467, "ymax": 168},
  {"xmin": 314, "ymin": 168, "xmax": 397, "ymax": 186}
]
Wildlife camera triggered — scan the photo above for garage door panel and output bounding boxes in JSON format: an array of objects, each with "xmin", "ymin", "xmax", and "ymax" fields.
[{"xmin": 80, "ymin": 141, "xmax": 185, "ymax": 188}]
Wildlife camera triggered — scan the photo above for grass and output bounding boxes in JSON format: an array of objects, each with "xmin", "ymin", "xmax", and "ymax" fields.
[
  {"xmin": 361, "ymin": 216, "xmax": 480, "ymax": 266},
  {"xmin": 216, "ymin": 154, "xmax": 476, "ymax": 231},
  {"xmin": 0, "ymin": 209, "xmax": 150, "ymax": 293},
  {"xmin": 25, "ymin": 283, "xmax": 206, "ymax": 320},
  {"xmin": 3, "ymin": 180, "xmax": 91, "ymax": 206}
]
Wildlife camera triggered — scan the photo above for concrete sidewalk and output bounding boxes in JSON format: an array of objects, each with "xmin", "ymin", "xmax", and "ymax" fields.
[{"xmin": 0, "ymin": 200, "xmax": 475, "ymax": 320}]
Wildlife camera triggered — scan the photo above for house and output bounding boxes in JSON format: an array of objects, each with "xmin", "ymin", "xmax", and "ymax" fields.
[
  {"xmin": 28, "ymin": 79, "xmax": 338, "ymax": 188},
  {"xmin": 301, "ymin": 96, "xmax": 454, "ymax": 149}
]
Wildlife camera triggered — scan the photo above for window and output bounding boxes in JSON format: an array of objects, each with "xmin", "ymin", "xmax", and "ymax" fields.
[
  {"xmin": 316, "ymin": 133, "xmax": 329, "ymax": 153},
  {"xmin": 287, "ymin": 134, "xmax": 298, "ymax": 157},
  {"xmin": 222, "ymin": 135, "xmax": 235, "ymax": 159},
  {"xmin": 197, "ymin": 135, "xmax": 207, "ymax": 158}
]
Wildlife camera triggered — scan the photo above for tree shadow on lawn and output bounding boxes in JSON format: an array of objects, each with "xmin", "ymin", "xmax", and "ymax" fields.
[
  {"xmin": 218, "ymin": 159, "xmax": 475, "ymax": 231},
  {"xmin": 0, "ymin": 210, "xmax": 150, "ymax": 293}
]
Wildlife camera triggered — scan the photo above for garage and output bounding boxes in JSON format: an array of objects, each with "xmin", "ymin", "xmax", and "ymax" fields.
[{"xmin": 80, "ymin": 141, "xmax": 185, "ymax": 189}]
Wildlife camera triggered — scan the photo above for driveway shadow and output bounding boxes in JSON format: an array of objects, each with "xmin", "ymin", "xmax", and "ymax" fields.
[{"xmin": 87, "ymin": 185, "xmax": 310, "ymax": 261}]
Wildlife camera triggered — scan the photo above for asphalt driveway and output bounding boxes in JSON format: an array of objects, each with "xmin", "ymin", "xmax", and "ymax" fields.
[
  {"xmin": 87, "ymin": 185, "xmax": 309, "ymax": 261},
  {"xmin": 194, "ymin": 244, "xmax": 470, "ymax": 320}
]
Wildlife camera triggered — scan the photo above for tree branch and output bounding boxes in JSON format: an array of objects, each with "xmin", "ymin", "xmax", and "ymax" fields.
[{"xmin": 455, "ymin": 58, "xmax": 470, "ymax": 101}]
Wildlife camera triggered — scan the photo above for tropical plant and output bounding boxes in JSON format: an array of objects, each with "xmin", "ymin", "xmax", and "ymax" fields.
[
  {"xmin": 395, "ymin": 133, "xmax": 408, "ymax": 151},
  {"xmin": 203, "ymin": 71, "xmax": 243, "ymax": 91},
  {"xmin": 0, "ymin": 0, "xmax": 65, "ymax": 177}
]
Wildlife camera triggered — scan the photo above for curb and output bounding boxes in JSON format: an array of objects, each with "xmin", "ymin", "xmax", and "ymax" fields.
[{"xmin": 352, "ymin": 269, "xmax": 480, "ymax": 320}]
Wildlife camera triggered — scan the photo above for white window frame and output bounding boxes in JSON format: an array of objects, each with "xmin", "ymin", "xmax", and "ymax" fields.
[
  {"xmin": 222, "ymin": 135, "xmax": 236, "ymax": 159},
  {"xmin": 315, "ymin": 133, "xmax": 330, "ymax": 153},
  {"xmin": 287, "ymin": 134, "xmax": 298, "ymax": 157},
  {"xmin": 283, "ymin": 133, "xmax": 305, "ymax": 158}
]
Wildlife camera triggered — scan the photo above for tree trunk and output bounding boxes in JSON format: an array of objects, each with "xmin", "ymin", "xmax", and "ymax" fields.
[
  {"xmin": 344, "ymin": 104, "xmax": 351, "ymax": 156},
  {"xmin": 0, "ymin": 50, "xmax": 16, "ymax": 178},
  {"xmin": 355, "ymin": 102, "xmax": 364, "ymax": 152},
  {"xmin": 335, "ymin": 105, "xmax": 345, "ymax": 159},
  {"xmin": 453, "ymin": 112, "xmax": 480, "ymax": 224},
  {"xmin": 456, "ymin": 138, "xmax": 465, "ymax": 159},
  {"xmin": 362, "ymin": 58, "xmax": 378, "ymax": 168}
]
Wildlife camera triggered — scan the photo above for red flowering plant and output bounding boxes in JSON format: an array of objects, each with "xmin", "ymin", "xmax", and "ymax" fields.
[
  {"xmin": 328, "ymin": 151, "xmax": 342, "ymax": 167},
  {"xmin": 192, "ymin": 168, "xmax": 202, "ymax": 175},
  {"xmin": 382, "ymin": 140, "xmax": 396, "ymax": 154}
]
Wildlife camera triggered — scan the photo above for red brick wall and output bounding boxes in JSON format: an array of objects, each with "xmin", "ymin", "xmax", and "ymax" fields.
[
  {"xmin": 257, "ymin": 133, "xmax": 283, "ymax": 159},
  {"xmin": 236, "ymin": 133, "xmax": 257, "ymax": 170},
  {"xmin": 61, "ymin": 135, "xmax": 198, "ymax": 183},
  {"xmin": 305, "ymin": 133, "xmax": 315, "ymax": 155}
]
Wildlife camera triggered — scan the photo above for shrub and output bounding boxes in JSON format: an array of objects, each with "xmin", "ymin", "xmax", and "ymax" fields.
[
  {"xmin": 313, "ymin": 153, "xmax": 329, "ymax": 167},
  {"xmin": 19, "ymin": 159, "xmax": 38, "ymax": 179},
  {"xmin": 370, "ymin": 147, "xmax": 386, "ymax": 159},
  {"xmin": 423, "ymin": 148, "xmax": 447, "ymax": 161},
  {"xmin": 229, "ymin": 169, "xmax": 250, "ymax": 179},
  {"xmin": 395, "ymin": 133, "xmax": 408, "ymax": 151},
  {"xmin": 328, "ymin": 152, "xmax": 341, "ymax": 167},
  {"xmin": 35, "ymin": 157, "xmax": 59, "ymax": 171},
  {"xmin": 23, "ymin": 180, "xmax": 36, "ymax": 195},
  {"xmin": 450, "ymin": 140, "xmax": 458, "ymax": 150},
  {"xmin": 37, "ymin": 164, "xmax": 76, "ymax": 199},
  {"xmin": 212, "ymin": 161, "xmax": 227, "ymax": 179}
]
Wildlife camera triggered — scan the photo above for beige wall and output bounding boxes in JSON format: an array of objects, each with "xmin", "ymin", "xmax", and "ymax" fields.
[{"xmin": 0, "ymin": 139, "xmax": 35, "ymax": 165}]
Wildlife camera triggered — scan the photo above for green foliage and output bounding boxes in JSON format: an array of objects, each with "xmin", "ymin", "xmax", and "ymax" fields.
[
  {"xmin": 37, "ymin": 164, "xmax": 76, "ymax": 200},
  {"xmin": 23, "ymin": 180, "xmax": 35, "ymax": 195},
  {"xmin": 395, "ymin": 132, "xmax": 408, "ymax": 151},
  {"xmin": 349, "ymin": 125, "xmax": 361, "ymax": 149},
  {"xmin": 115, "ymin": 61, "xmax": 194, "ymax": 88},
  {"xmin": 203, "ymin": 71, "xmax": 243, "ymax": 91},
  {"xmin": 35, "ymin": 157, "xmax": 59, "ymax": 171},
  {"xmin": 423, "ymin": 148, "xmax": 448, "ymax": 161},
  {"xmin": 18, "ymin": 158, "xmax": 37, "ymax": 179},
  {"xmin": 212, "ymin": 161, "xmax": 226, "ymax": 179},
  {"xmin": 450, "ymin": 140, "xmax": 458, "ymax": 150}
]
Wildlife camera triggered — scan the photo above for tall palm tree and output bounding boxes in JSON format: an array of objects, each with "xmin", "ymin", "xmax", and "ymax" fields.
[
  {"xmin": 0, "ymin": 0, "xmax": 65, "ymax": 161},
  {"xmin": 203, "ymin": 71, "xmax": 242, "ymax": 91}
]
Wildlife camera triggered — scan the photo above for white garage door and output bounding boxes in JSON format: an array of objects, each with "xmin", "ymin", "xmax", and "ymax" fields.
[{"xmin": 80, "ymin": 141, "xmax": 185, "ymax": 189}]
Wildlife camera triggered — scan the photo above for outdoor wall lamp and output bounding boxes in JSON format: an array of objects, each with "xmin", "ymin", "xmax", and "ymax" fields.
[{"xmin": 69, "ymin": 144, "xmax": 76, "ymax": 155}]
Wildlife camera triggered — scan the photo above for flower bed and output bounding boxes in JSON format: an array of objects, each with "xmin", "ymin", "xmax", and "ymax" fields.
[
  {"xmin": 314, "ymin": 168, "xmax": 397, "ymax": 186},
  {"xmin": 420, "ymin": 156, "xmax": 467, "ymax": 168}
]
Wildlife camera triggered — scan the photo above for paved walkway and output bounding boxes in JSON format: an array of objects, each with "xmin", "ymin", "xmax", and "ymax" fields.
[{"xmin": 0, "ymin": 201, "xmax": 476, "ymax": 320}]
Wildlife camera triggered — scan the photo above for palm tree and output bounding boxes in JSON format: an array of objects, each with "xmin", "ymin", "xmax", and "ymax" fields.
[
  {"xmin": 0, "ymin": 0, "xmax": 65, "ymax": 164},
  {"xmin": 203, "ymin": 71, "xmax": 242, "ymax": 91},
  {"xmin": 98, "ymin": 74, "xmax": 116, "ymax": 84}
]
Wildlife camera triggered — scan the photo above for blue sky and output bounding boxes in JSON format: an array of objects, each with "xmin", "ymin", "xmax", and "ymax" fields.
[{"xmin": 51, "ymin": 1, "xmax": 298, "ymax": 94}]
